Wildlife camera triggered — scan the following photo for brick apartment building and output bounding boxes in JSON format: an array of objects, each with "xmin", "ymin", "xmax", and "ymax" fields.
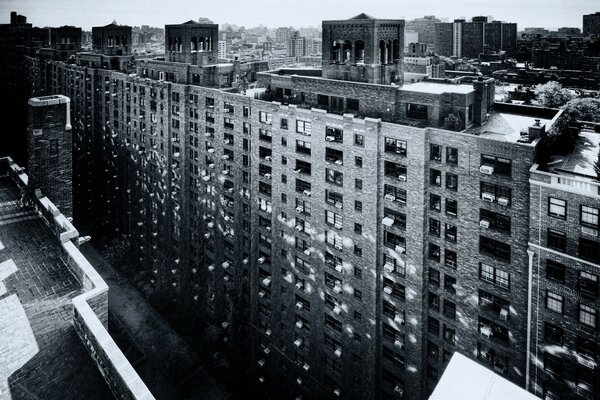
[{"xmin": 3, "ymin": 10, "xmax": 598, "ymax": 400}]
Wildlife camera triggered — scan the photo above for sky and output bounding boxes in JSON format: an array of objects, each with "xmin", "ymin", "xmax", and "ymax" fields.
[{"xmin": 1, "ymin": 0, "xmax": 598, "ymax": 30}]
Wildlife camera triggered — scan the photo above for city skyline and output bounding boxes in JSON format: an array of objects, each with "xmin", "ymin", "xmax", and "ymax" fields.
[{"xmin": 1, "ymin": 0, "xmax": 598, "ymax": 31}]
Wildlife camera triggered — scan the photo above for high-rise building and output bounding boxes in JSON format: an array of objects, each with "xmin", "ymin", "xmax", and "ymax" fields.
[
  {"xmin": 405, "ymin": 16, "xmax": 441, "ymax": 50},
  {"xmin": 435, "ymin": 17, "xmax": 517, "ymax": 58},
  {"xmin": 287, "ymin": 31, "xmax": 307, "ymax": 60},
  {"xmin": 528, "ymin": 126, "xmax": 600, "ymax": 400},
  {"xmin": 10, "ymin": 11, "xmax": 599, "ymax": 400},
  {"xmin": 218, "ymin": 40, "xmax": 227, "ymax": 59},
  {"xmin": 583, "ymin": 12, "xmax": 600, "ymax": 37}
]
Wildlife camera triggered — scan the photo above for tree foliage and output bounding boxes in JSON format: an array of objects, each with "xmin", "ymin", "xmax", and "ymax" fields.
[
  {"xmin": 534, "ymin": 81, "xmax": 574, "ymax": 108},
  {"xmin": 443, "ymin": 112, "xmax": 462, "ymax": 131},
  {"xmin": 563, "ymin": 97, "xmax": 600, "ymax": 123}
]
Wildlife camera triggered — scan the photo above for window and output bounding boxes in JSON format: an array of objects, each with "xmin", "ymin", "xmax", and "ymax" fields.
[
  {"xmin": 355, "ymin": 179, "xmax": 362, "ymax": 190},
  {"xmin": 354, "ymin": 223, "xmax": 362, "ymax": 235},
  {"xmin": 443, "ymin": 324, "xmax": 455, "ymax": 344},
  {"xmin": 280, "ymin": 118, "xmax": 288, "ymax": 129},
  {"xmin": 325, "ymin": 168, "xmax": 343, "ymax": 186},
  {"xmin": 480, "ymin": 209, "xmax": 511, "ymax": 234},
  {"xmin": 547, "ymin": 229, "xmax": 566, "ymax": 252},
  {"xmin": 546, "ymin": 291, "xmax": 563, "ymax": 314},
  {"xmin": 544, "ymin": 322, "xmax": 564, "ymax": 345},
  {"xmin": 428, "ymin": 292, "xmax": 439, "ymax": 311},
  {"xmin": 429, "ymin": 268, "xmax": 440, "ymax": 287},
  {"xmin": 544, "ymin": 353, "xmax": 562, "ymax": 376},
  {"xmin": 446, "ymin": 199, "xmax": 457, "ymax": 216},
  {"xmin": 354, "ymin": 134, "xmax": 364, "ymax": 147},
  {"xmin": 446, "ymin": 173, "xmax": 458, "ymax": 191},
  {"xmin": 581, "ymin": 205, "xmax": 599, "ymax": 227},
  {"xmin": 445, "ymin": 224, "xmax": 457, "ymax": 242},
  {"xmin": 407, "ymin": 103, "xmax": 428, "ymax": 120},
  {"xmin": 243, "ymin": 106, "xmax": 250, "ymax": 117},
  {"xmin": 443, "ymin": 300, "xmax": 456, "ymax": 319},
  {"xmin": 481, "ymin": 154, "xmax": 512, "ymax": 177},
  {"xmin": 430, "ymin": 194, "xmax": 441, "ymax": 212},
  {"xmin": 428, "ymin": 317, "xmax": 439, "ymax": 335},
  {"xmin": 479, "ymin": 236, "xmax": 511, "ymax": 262},
  {"xmin": 444, "ymin": 275, "xmax": 457, "ymax": 294},
  {"xmin": 296, "ymin": 120, "xmax": 312, "ymax": 135},
  {"xmin": 548, "ymin": 198, "xmax": 566, "ymax": 219},
  {"xmin": 479, "ymin": 263, "xmax": 510, "ymax": 290},
  {"xmin": 429, "ymin": 218, "xmax": 441, "ymax": 236},
  {"xmin": 430, "ymin": 169, "xmax": 442, "ymax": 186},
  {"xmin": 446, "ymin": 147, "xmax": 458, "ymax": 164},
  {"xmin": 385, "ymin": 138, "xmax": 407, "ymax": 156},
  {"xmin": 325, "ymin": 210, "xmax": 343, "ymax": 230},
  {"xmin": 546, "ymin": 260, "xmax": 565, "ymax": 283},
  {"xmin": 296, "ymin": 139, "xmax": 311, "ymax": 156},
  {"xmin": 445, "ymin": 250, "xmax": 457, "ymax": 269},
  {"xmin": 355, "ymin": 156, "xmax": 363, "ymax": 167},
  {"xmin": 355, "ymin": 201, "xmax": 362, "ymax": 212},
  {"xmin": 259, "ymin": 111, "xmax": 272, "ymax": 124},
  {"xmin": 579, "ymin": 238, "xmax": 600, "ymax": 263},
  {"xmin": 430, "ymin": 144, "xmax": 442, "ymax": 161},
  {"xmin": 428, "ymin": 243, "xmax": 440, "ymax": 262},
  {"xmin": 579, "ymin": 271, "xmax": 598, "ymax": 297}
]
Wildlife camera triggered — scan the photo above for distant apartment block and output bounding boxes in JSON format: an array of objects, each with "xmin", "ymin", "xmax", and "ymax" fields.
[
  {"xmin": 435, "ymin": 17, "xmax": 517, "ymax": 58},
  {"xmin": 583, "ymin": 12, "xmax": 600, "ymax": 37}
]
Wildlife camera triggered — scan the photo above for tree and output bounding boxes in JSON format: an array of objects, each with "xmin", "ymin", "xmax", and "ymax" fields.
[
  {"xmin": 443, "ymin": 112, "xmax": 462, "ymax": 131},
  {"xmin": 563, "ymin": 97, "xmax": 600, "ymax": 122},
  {"xmin": 534, "ymin": 81, "xmax": 574, "ymax": 108}
]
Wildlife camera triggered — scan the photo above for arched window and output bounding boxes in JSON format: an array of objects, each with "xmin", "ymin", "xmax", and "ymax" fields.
[
  {"xmin": 393, "ymin": 39, "xmax": 400, "ymax": 61},
  {"xmin": 355, "ymin": 40, "xmax": 365, "ymax": 63},
  {"xmin": 191, "ymin": 37, "xmax": 197, "ymax": 51},
  {"xmin": 386, "ymin": 40, "xmax": 393, "ymax": 63},
  {"xmin": 332, "ymin": 41, "xmax": 341, "ymax": 62},
  {"xmin": 342, "ymin": 40, "xmax": 352, "ymax": 62},
  {"xmin": 379, "ymin": 40, "xmax": 386, "ymax": 64}
]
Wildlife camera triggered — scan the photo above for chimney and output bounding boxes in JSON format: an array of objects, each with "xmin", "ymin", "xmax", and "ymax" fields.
[{"xmin": 528, "ymin": 118, "xmax": 546, "ymax": 141}]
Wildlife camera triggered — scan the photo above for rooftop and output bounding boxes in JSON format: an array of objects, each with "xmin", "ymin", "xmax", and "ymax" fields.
[
  {"xmin": 0, "ymin": 175, "xmax": 113, "ymax": 399},
  {"xmin": 429, "ymin": 353, "xmax": 539, "ymax": 400},
  {"xmin": 466, "ymin": 103, "xmax": 561, "ymax": 143},
  {"xmin": 400, "ymin": 81, "xmax": 475, "ymax": 95},
  {"xmin": 545, "ymin": 128, "xmax": 600, "ymax": 179}
]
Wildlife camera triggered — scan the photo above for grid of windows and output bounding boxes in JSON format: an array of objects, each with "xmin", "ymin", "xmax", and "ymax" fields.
[
  {"xmin": 546, "ymin": 291, "xmax": 563, "ymax": 314},
  {"xmin": 579, "ymin": 304, "xmax": 597, "ymax": 328},
  {"xmin": 479, "ymin": 263, "xmax": 510, "ymax": 290},
  {"xmin": 581, "ymin": 205, "xmax": 599, "ymax": 227}
]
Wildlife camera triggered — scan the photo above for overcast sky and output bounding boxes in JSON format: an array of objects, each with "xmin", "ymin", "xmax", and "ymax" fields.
[{"xmin": 1, "ymin": 0, "xmax": 597, "ymax": 30}]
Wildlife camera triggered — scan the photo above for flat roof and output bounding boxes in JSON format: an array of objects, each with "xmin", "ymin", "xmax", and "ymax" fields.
[
  {"xmin": 0, "ymin": 175, "xmax": 113, "ymax": 399},
  {"xmin": 429, "ymin": 353, "xmax": 539, "ymax": 400},
  {"xmin": 467, "ymin": 110, "xmax": 554, "ymax": 143},
  {"xmin": 546, "ymin": 129, "xmax": 600, "ymax": 179},
  {"xmin": 400, "ymin": 81, "xmax": 475, "ymax": 95}
]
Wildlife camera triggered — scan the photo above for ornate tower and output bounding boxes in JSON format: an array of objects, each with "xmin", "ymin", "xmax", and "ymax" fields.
[{"xmin": 322, "ymin": 13, "xmax": 405, "ymax": 85}]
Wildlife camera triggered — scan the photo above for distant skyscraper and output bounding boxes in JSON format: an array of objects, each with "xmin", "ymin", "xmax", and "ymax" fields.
[
  {"xmin": 435, "ymin": 18, "xmax": 517, "ymax": 58},
  {"xmin": 583, "ymin": 12, "xmax": 600, "ymax": 37}
]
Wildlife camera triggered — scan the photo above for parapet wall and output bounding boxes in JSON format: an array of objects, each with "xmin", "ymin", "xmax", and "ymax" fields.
[{"xmin": 0, "ymin": 156, "xmax": 155, "ymax": 400}]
